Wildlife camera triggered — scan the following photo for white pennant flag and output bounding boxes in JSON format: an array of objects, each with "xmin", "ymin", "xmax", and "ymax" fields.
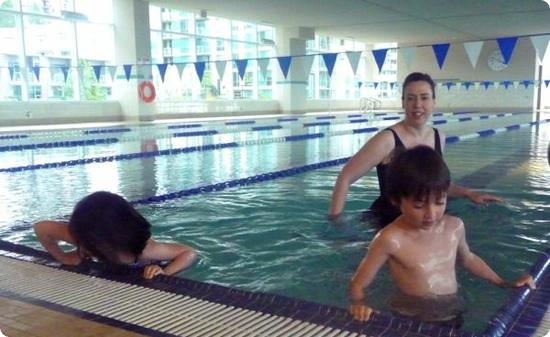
[
  {"xmin": 48, "ymin": 67, "xmax": 56, "ymax": 82},
  {"xmin": 463, "ymin": 41, "xmax": 484, "ymax": 68},
  {"xmin": 257, "ymin": 58, "xmax": 270, "ymax": 79},
  {"xmin": 345, "ymin": 51, "xmax": 362, "ymax": 75},
  {"xmin": 513, "ymin": 81, "xmax": 520, "ymax": 89},
  {"xmin": 215, "ymin": 60, "xmax": 227, "ymax": 80},
  {"xmin": 107, "ymin": 66, "xmax": 117, "ymax": 82},
  {"xmin": 301, "ymin": 55, "xmax": 315, "ymax": 76},
  {"xmin": 399, "ymin": 47, "xmax": 416, "ymax": 69},
  {"xmin": 530, "ymin": 35, "xmax": 550, "ymax": 63},
  {"xmin": 455, "ymin": 82, "xmax": 462, "ymax": 91},
  {"xmin": 175, "ymin": 63, "xmax": 186, "ymax": 79},
  {"xmin": 474, "ymin": 82, "xmax": 481, "ymax": 90},
  {"xmin": 493, "ymin": 81, "xmax": 500, "ymax": 90}
]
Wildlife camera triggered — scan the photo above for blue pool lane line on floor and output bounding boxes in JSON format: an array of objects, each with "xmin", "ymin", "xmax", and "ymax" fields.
[
  {"xmin": 130, "ymin": 119, "xmax": 550, "ymax": 206},
  {"xmin": 1, "ymin": 119, "xmax": 548, "ymax": 174}
]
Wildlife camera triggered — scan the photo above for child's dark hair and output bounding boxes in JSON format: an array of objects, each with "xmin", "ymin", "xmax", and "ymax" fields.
[
  {"xmin": 68, "ymin": 191, "xmax": 151, "ymax": 263},
  {"xmin": 402, "ymin": 72, "xmax": 436, "ymax": 99},
  {"xmin": 386, "ymin": 146, "xmax": 450, "ymax": 203}
]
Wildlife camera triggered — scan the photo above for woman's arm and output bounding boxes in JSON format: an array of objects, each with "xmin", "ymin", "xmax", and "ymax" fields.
[
  {"xmin": 33, "ymin": 220, "xmax": 81, "ymax": 265},
  {"xmin": 141, "ymin": 240, "xmax": 197, "ymax": 279}
]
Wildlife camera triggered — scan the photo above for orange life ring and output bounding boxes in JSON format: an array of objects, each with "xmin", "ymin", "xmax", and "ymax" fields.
[{"xmin": 138, "ymin": 81, "xmax": 156, "ymax": 103}]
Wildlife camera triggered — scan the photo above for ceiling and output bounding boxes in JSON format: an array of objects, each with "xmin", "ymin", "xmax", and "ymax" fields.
[{"xmin": 149, "ymin": 0, "xmax": 550, "ymax": 46}]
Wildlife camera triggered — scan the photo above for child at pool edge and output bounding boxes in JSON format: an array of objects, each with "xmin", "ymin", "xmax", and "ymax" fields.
[
  {"xmin": 348, "ymin": 146, "xmax": 535, "ymax": 327},
  {"xmin": 33, "ymin": 191, "xmax": 197, "ymax": 279}
]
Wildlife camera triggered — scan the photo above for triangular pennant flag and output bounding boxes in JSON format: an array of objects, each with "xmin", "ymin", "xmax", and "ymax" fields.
[
  {"xmin": 463, "ymin": 41, "xmax": 484, "ymax": 68},
  {"xmin": 463, "ymin": 81, "xmax": 473, "ymax": 90},
  {"xmin": 399, "ymin": 47, "xmax": 416, "ymax": 69},
  {"xmin": 300, "ymin": 55, "xmax": 315, "ymax": 76},
  {"xmin": 513, "ymin": 81, "xmax": 520, "ymax": 89},
  {"xmin": 8, "ymin": 66, "xmax": 15, "ymax": 81},
  {"xmin": 522, "ymin": 80, "xmax": 531, "ymax": 88},
  {"xmin": 346, "ymin": 51, "xmax": 362, "ymax": 75},
  {"xmin": 235, "ymin": 59, "xmax": 248, "ymax": 80},
  {"xmin": 92, "ymin": 65, "xmax": 102, "ymax": 82},
  {"xmin": 257, "ymin": 58, "xmax": 270, "ymax": 79},
  {"xmin": 530, "ymin": 35, "xmax": 550, "ymax": 63},
  {"xmin": 32, "ymin": 65, "xmax": 40, "ymax": 81},
  {"xmin": 545, "ymin": 80, "xmax": 550, "ymax": 88},
  {"xmin": 455, "ymin": 82, "xmax": 462, "ymax": 90},
  {"xmin": 123, "ymin": 64, "xmax": 132, "ymax": 81},
  {"xmin": 493, "ymin": 81, "xmax": 500, "ymax": 90},
  {"xmin": 277, "ymin": 56, "xmax": 292, "ymax": 79},
  {"xmin": 474, "ymin": 82, "xmax": 481, "ymax": 90},
  {"xmin": 502, "ymin": 80, "xmax": 512, "ymax": 89},
  {"xmin": 445, "ymin": 82, "xmax": 453, "ymax": 90},
  {"xmin": 61, "ymin": 66, "xmax": 69, "ymax": 82},
  {"xmin": 175, "ymin": 63, "xmax": 186, "ymax": 79},
  {"xmin": 482, "ymin": 81, "xmax": 491, "ymax": 90},
  {"xmin": 432, "ymin": 43, "xmax": 450, "ymax": 69},
  {"xmin": 215, "ymin": 61, "xmax": 226, "ymax": 80},
  {"xmin": 497, "ymin": 37, "xmax": 518, "ymax": 64},
  {"xmin": 436, "ymin": 82, "xmax": 443, "ymax": 90},
  {"xmin": 194, "ymin": 62, "xmax": 206, "ymax": 82},
  {"xmin": 357, "ymin": 81, "xmax": 363, "ymax": 88},
  {"xmin": 373, "ymin": 82, "xmax": 379, "ymax": 89},
  {"xmin": 157, "ymin": 63, "xmax": 168, "ymax": 82},
  {"xmin": 107, "ymin": 66, "xmax": 117, "ymax": 82},
  {"xmin": 390, "ymin": 82, "xmax": 395, "ymax": 90},
  {"xmin": 322, "ymin": 53, "xmax": 338, "ymax": 77},
  {"xmin": 372, "ymin": 48, "xmax": 388, "ymax": 73}
]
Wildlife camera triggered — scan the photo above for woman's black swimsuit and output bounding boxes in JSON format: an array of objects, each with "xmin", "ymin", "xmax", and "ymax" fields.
[{"xmin": 362, "ymin": 128, "xmax": 442, "ymax": 227}]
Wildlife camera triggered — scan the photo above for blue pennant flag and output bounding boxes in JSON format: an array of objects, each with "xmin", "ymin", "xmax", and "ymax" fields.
[
  {"xmin": 357, "ymin": 81, "xmax": 363, "ymax": 88},
  {"xmin": 373, "ymin": 82, "xmax": 379, "ymax": 89},
  {"xmin": 194, "ymin": 62, "xmax": 206, "ymax": 82},
  {"xmin": 502, "ymin": 80, "xmax": 512, "ymax": 89},
  {"xmin": 463, "ymin": 81, "xmax": 473, "ymax": 90},
  {"xmin": 522, "ymin": 80, "xmax": 531, "ymax": 88},
  {"xmin": 390, "ymin": 82, "xmax": 395, "ymax": 90},
  {"xmin": 445, "ymin": 82, "xmax": 453, "ymax": 90},
  {"xmin": 482, "ymin": 81, "xmax": 491, "ymax": 90},
  {"xmin": 545, "ymin": 80, "xmax": 550, "ymax": 88},
  {"xmin": 322, "ymin": 53, "xmax": 338, "ymax": 77},
  {"xmin": 277, "ymin": 56, "xmax": 292, "ymax": 79},
  {"xmin": 372, "ymin": 48, "xmax": 388, "ymax": 73},
  {"xmin": 61, "ymin": 66, "xmax": 69, "ymax": 82},
  {"xmin": 8, "ymin": 66, "xmax": 15, "ymax": 80},
  {"xmin": 497, "ymin": 37, "xmax": 518, "ymax": 65},
  {"xmin": 432, "ymin": 44, "xmax": 450, "ymax": 69},
  {"xmin": 123, "ymin": 64, "xmax": 132, "ymax": 81},
  {"xmin": 235, "ymin": 59, "xmax": 248, "ymax": 80},
  {"xmin": 32, "ymin": 66, "xmax": 40, "ymax": 81},
  {"xmin": 92, "ymin": 65, "xmax": 102, "ymax": 81},
  {"xmin": 157, "ymin": 63, "xmax": 168, "ymax": 82}
]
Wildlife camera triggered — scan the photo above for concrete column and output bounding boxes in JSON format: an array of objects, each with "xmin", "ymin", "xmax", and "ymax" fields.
[
  {"xmin": 274, "ymin": 26, "xmax": 314, "ymax": 114},
  {"xmin": 112, "ymin": 0, "xmax": 155, "ymax": 122}
]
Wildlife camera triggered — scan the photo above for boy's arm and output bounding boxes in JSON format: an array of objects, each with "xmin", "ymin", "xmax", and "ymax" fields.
[
  {"xmin": 141, "ymin": 240, "xmax": 197, "ymax": 279},
  {"xmin": 348, "ymin": 232, "xmax": 392, "ymax": 321},
  {"xmin": 456, "ymin": 223, "xmax": 535, "ymax": 289},
  {"xmin": 33, "ymin": 220, "xmax": 81, "ymax": 265}
]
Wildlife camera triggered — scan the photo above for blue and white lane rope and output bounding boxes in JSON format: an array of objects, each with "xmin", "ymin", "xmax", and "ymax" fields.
[
  {"xmin": 1, "ymin": 118, "xmax": 546, "ymax": 174},
  {"xmin": 132, "ymin": 119, "xmax": 550, "ymax": 205},
  {"xmin": 0, "ymin": 138, "xmax": 118, "ymax": 153}
]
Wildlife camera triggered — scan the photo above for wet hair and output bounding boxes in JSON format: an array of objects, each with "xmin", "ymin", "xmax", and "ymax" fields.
[
  {"xmin": 386, "ymin": 146, "xmax": 450, "ymax": 204},
  {"xmin": 68, "ymin": 191, "xmax": 151, "ymax": 264},
  {"xmin": 401, "ymin": 72, "xmax": 436, "ymax": 99}
]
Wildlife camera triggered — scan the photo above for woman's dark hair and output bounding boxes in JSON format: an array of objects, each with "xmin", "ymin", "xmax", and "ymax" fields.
[
  {"xmin": 386, "ymin": 146, "xmax": 450, "ymax": 204},
  {"xmin": 68, "ymin": 191, "xmax": 151, "ymax": 263},
  {"xmin": 402, "ymin": 72, "xmax": 436, "ymax": 99}
]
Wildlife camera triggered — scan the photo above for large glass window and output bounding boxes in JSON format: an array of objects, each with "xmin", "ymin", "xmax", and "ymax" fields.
[
  {"xmin": 0, "ymin": 0, "xmax": 114, "ymax": 101},
  {"xmin": 150, "ymin": 5, "xmax": 275, "ymax": 100}
]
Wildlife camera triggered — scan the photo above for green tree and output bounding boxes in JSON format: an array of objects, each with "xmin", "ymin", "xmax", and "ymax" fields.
[
  {"xmin": 0, "ymin": 0, "xmax": 16, "ymax": 27},
  {"xmin": 79, "ymin": 60, "xmax": 107, "ymax": 100}
]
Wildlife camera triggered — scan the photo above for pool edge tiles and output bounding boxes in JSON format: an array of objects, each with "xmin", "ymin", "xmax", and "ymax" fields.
[{"xmin": 0, "ymin": 240, "xmax": 475, "ymax": 337}]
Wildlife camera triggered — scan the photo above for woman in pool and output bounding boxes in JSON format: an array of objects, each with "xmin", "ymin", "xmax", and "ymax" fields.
[{"xmin": 329, "ymin": 72, "xmax": 502, "ymax": 226}]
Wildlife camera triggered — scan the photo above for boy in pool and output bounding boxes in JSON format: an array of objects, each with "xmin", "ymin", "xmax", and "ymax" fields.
[
  {"xmin": 34, "ymin": 191, "xmax": 197, "ymax": 279},
  {"xmin": 348, "ymin": 146, "xmax": 535, "ymax": 327}
]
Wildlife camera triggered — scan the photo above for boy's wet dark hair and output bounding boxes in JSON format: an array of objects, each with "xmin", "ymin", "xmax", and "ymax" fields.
[
  {"xmin": 386, "ymin": 146, "xmax": 450, "ymax": 204},
  {"xmin": 402, "ymin": 72, "xmax": 436, "ymax": 99},
  {"xmin": 68, "ymin": 191, "xmax": 151, "ymax": 263}
]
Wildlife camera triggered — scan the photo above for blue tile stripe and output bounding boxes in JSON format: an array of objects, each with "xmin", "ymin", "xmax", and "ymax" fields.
[
  {"xmin": 0, "ymin": 134, "xmax": 28, "ymax": 140},
  {"xmin": 167, "ymin": 123, "xmax": 203, "ymax": 129},
  {"xmin": 0, "ymin": 240, "xmax": 476, "ymax": 337},
  {"xmin": 303, "ymin": 121, "xmax": 331, "ymax": 127},
  {"xmin": 0, "ymin": 138, "xmax": 118, "ymax": 153},
  {"xmin": 484, "ymin": 248, "xmax": 549, "ymax": 337},
  {"xmin": 225, "ymin": 120, "xmax": 256, "ymax": 126},
  {"xmin": 83, "ymin": 128, "xmax": 131, "ymax": 135}
]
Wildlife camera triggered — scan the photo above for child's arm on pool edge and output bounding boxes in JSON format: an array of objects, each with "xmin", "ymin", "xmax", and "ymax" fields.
[
  {"xmin": 33, "ymin": 220, "xmax": 82, "ymax": 265},
  {"xmin": 140, "ymin": 239, "xmax": 197, "ymax": 279},
  {"xmin": 348, "ymin": 232, "xmax": 392, "ymax": 321}
]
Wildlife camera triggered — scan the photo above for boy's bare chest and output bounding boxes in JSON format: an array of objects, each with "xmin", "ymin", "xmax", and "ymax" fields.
[{"xmin": 391, "ymin": 233, "xmax": 459, "ymax": 272}]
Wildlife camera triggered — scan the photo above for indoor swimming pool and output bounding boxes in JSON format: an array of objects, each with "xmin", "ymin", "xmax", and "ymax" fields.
[{"xmin": 0, "ymin": 110, "xmax": 548, "ymax": 335}]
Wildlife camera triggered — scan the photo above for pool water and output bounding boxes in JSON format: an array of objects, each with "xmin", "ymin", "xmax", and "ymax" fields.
[{"xmin": 1, "ymin": 114, "xmax": 548, "ymax": 333}]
